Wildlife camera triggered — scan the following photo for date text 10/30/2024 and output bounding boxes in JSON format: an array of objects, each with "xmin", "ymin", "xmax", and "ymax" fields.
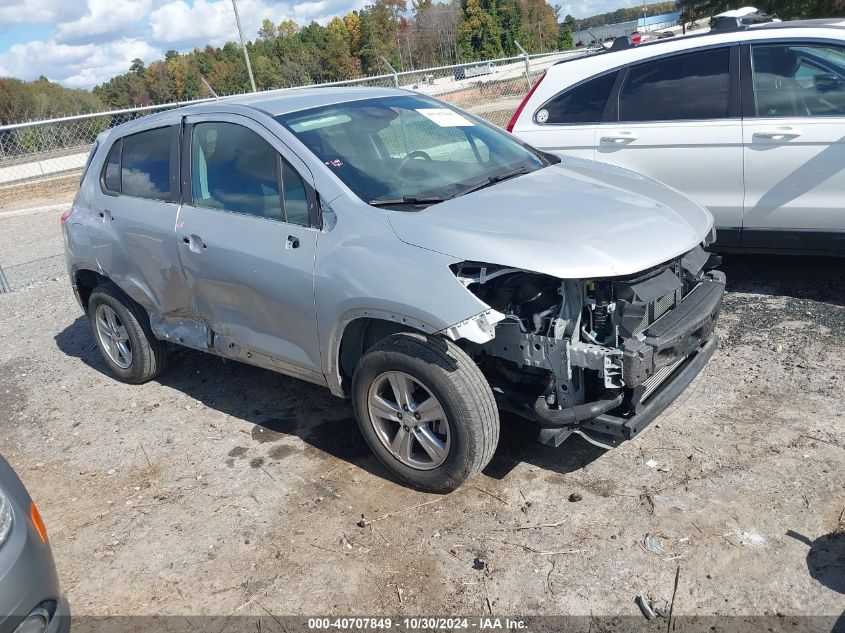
[{"xmin": 307, "ymin": 618, "xmax": 527, "ymax": 630}]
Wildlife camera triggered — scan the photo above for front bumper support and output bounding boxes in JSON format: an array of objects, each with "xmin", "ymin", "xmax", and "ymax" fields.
[
  {"xmin": 621, "ymin": 271, "xmax": 725, "ymax": 387},
  {"xmin": 577, "ymin": 333, "xmax": 719, "ymax": 448}
]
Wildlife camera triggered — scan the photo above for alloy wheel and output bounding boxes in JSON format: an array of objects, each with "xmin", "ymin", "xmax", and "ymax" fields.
[
  {"xmin": 367, "ymin": 371, "xmax": 451, "ymax": 470},
  {"xmin": 95, "ymin": 304, "xmax": 132, "ymax": 369}
]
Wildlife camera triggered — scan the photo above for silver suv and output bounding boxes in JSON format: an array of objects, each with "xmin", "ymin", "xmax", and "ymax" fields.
[{"xmin": 64, "ymin": 88, "xmax": 725, "ymax": 492}]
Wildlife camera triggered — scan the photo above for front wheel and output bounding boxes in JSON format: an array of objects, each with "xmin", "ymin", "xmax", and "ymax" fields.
[{"xmin": 352, "ymin": 332, "xmax": 499, "ymax": 493}]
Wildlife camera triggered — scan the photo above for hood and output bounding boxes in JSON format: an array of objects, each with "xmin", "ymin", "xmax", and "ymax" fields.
[{"xmin": 387, "ymin": 157, "xmax": 713, "ymax": 279}]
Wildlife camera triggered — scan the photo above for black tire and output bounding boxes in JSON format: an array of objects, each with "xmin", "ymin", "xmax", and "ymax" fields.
[
  {"xmin": 352, "ymin": 332, "xmax": 499, "ymax": 493},
  {"xmin": 88, "ymin": 283, "xmax": 167, "ymax": 384}
]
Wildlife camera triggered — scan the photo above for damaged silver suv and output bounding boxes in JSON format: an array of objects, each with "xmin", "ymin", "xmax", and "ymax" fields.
[{"xmin": 64, "ymin": 87, "xmax": 724, "ymax": 492}]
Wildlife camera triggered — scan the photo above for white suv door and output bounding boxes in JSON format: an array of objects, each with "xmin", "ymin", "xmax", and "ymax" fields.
[
  {"xmin": 741, "ymin": 41, "xmax": 845, "ymax": 251},
  {"xmin": 593, "ymin": 45, "xmax": 744, "ymax": 243}
]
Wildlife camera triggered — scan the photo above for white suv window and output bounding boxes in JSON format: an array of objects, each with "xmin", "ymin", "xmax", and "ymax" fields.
[
  {"xmin": 751, "ymin": 43, "xmax": 845, "ymax": 117},
  {"xmin": 618, "ymin": 47, "xmax": 732, "ymax": 122},
  {"xmin": 538, "ymin": 71, "xmax": 618, "ymax": 124}
]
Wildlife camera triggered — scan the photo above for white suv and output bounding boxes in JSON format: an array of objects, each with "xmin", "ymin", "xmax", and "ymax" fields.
[{"xmin": 508, "ymin": 19, "xmax": 845, "ymax": 254}]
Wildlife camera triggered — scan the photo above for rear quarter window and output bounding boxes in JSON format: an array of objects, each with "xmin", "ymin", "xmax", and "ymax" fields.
[
  {"xmin": 102, "ymin": 139, "xmax": 121, "ymax": 194},
  {"xmin": 80, "ymin": 140, "xmax": 100, "ymax": 185},
  {"xmin": 537, "ymin": 71, "xmax": 618, "ymax": 124}
]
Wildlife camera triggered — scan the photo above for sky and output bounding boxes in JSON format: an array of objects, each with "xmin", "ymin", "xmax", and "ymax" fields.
[{"xmin": 0, "ymin": 0, "xmax": 640, "ymax": 89}]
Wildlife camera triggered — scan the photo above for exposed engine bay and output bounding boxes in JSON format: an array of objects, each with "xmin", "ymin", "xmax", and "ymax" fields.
[{"xmin": 451, "ymin": 245, "xmax": 725, "ymax": 449}]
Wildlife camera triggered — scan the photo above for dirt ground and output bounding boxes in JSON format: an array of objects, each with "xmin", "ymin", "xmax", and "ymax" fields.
[
  {"xmin": 0, "ymin": 190, "xmax": 843, "ymax": 626},
  {"xmin": 0, "ymin": 174, "xmax": 80, "ymax": 212}
]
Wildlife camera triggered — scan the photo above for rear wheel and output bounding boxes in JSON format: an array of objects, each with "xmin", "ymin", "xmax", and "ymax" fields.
[
  {"xmin": 352, "ymin": 332, "xmax": 499, "ymax": 492},
  {"xmin": 88, "ymin": 284, "xmax": 167, "ymax": 384}
]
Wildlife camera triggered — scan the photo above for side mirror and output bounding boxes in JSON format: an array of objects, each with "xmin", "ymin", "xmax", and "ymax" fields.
[{"xmin": 813, "ymin": 72, "xmax": 841, "ymax": 92}]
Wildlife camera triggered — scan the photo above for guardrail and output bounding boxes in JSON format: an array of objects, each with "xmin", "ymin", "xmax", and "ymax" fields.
[{"xmin": 0, "ymin": 50, "xmax": 590, "ymax": 187}]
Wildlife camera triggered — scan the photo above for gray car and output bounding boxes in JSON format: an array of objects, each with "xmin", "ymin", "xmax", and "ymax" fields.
[
  {"xmin": 0, "ymin": 456, "xmax": 69, "ymax": 633},
  {"xmin": 64, "ymin": 87, "xmax": 725, "ymax": 491}
]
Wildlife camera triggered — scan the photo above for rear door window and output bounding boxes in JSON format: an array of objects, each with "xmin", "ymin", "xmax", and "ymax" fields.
[
  {"xmin": 120, "ymin": 127, "xmax": 172, "ymax": 201},
  {"xmin": 617, "ymin": 47, "xmax": 732, "ymax": 122},
  {"xmin": 537, "ymin": 71, "xmax": 618, "ymax": 124}
]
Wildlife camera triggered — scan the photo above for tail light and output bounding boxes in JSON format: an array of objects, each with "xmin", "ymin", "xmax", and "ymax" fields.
[
  {"xmin": 60, "ymin": 207, "xmax": 73, "ymax": 229},
  {"xmin": 506, "ymin": 72, "xmax": 546, "ymax": 133}
]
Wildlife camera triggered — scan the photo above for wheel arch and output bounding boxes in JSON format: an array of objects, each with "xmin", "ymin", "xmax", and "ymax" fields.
[
  {"xmin": 331, "ymin": 310, "xmax": 441, "ymax": 398},
  {"xmin": 72, "ymin": 266, "xmax": 160, "ymax": 320},
  {"xmin": 72, "ymin": 268, "xmax": 110, "ymax": 311}
]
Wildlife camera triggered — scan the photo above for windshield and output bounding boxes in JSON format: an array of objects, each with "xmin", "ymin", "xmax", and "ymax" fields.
[{"xmin": 276, "ymin": 95, "xmax": 553, "ymax": 206}]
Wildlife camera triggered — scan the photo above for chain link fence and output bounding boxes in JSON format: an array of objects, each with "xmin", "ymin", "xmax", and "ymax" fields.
[{"xmin": 0, "ymin": 50, "xmax": 590, "ymax": 188}]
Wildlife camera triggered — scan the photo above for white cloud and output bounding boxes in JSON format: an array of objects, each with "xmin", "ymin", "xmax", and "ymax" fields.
[
  {"xmin": 0, "ymin": 0, "xmax": 83, "ymax": 24},
  {"xmin": 149, "ymin": 0, "xmax": 365, "ymax": 47},
  {"xmin": 149, "ymin": 0, "xmax": 243, "ymax": 46},
  {"xmin": 55, "ymin": 0, "xmax": 154, "ymax": 44},
  {"xmin": 0, "ymin": 38, "xmax": 162, "ymax": 87},
  {"xmin": 0, "ymin": 0, "xmax": 373, "ymax": 88}
]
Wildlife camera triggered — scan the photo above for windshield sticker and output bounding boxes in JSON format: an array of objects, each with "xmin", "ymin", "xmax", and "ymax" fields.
[
  {"xmin": 416, "ymin": 108, "xmax": 475, "ymax": 127},
  {"xmin": 325, "ymin": 159, "xmax": 344, "ymax": 168}
]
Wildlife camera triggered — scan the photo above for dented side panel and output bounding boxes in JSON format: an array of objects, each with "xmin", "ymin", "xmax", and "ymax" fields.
[{"xmin": 75, "ymin": 118, "xmax": 195, "ymax": 327}]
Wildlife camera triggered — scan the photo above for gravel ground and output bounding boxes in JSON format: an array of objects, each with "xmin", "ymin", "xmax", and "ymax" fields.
[{"xmin": 0, "ymin": 198, "xmax": 843, "ymax": 627}]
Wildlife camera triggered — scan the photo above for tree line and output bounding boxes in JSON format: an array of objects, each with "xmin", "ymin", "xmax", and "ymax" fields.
[
  {"xmin": 0, "ymin": 76, "xmax": 104, "ymax": 125},
  {"xmin": 90, "ymin": 0, "xmax": 568, "ymax": 110},
  {"xmin": 2, "ymin": 0, "xmax": 842, "ymax": 124}
]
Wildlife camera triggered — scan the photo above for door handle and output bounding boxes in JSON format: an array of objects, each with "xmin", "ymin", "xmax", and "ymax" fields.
[
  {"xmin": 286, "ymin": 235, "xmax": 300, "ymax": 250},
  {"xmin": 180, "ymin": 235, "xmax": 206, "ymax": 253},
  {"xmin": 753, "ymin": 127, "xmax": 802, "ymax": 140},
  {"xmin": 600, "ymin": 132, "xmax": 638, "ymax": 144}
]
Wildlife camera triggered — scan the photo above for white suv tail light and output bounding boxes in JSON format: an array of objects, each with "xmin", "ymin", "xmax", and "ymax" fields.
[{"xmin": 506, "ymin": 72, "xmax": 546, "ymax": 133}]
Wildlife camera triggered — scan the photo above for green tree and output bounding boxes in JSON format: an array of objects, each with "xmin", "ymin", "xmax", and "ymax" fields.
[
  {"xmin": 558, "ymin": 25, "xmax": 573, "ymax": 50},
  {"xmin": 458, "ymin": 0, "xmax": 503, "ymax": 60},
  {"xmin": 257, "ymin": 18, "xmax": 276, "ymax": 41},
  {"xmin": 252, "ymin": 55, "xmax": 281, "ymax": 89},
  {"xmin": 358, "ymin": 0, "xmax": 404, "ymax": 74},
  {"xmin": 325, "ymin": 17, "xmax": 362, "ymax": 80},
  {"xmin": 497, "ymin": 0, "xmax": 523, "ymax": 55},
  {"xmin": 129, "ymin": 58, "xmax": 145, "ymax": 77},
  {"xmin": 519, "ymin": 0, "xmax": 558, "ymax": 52},
  {"xmin": 344, "ymin": 12, "xmax": 363, "ymax": 56}
]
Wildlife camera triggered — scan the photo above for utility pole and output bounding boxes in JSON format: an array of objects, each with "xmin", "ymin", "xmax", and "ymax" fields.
[{"xmin": 231, "ymin": 0, "xmax": 257, "ymax": 92}]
